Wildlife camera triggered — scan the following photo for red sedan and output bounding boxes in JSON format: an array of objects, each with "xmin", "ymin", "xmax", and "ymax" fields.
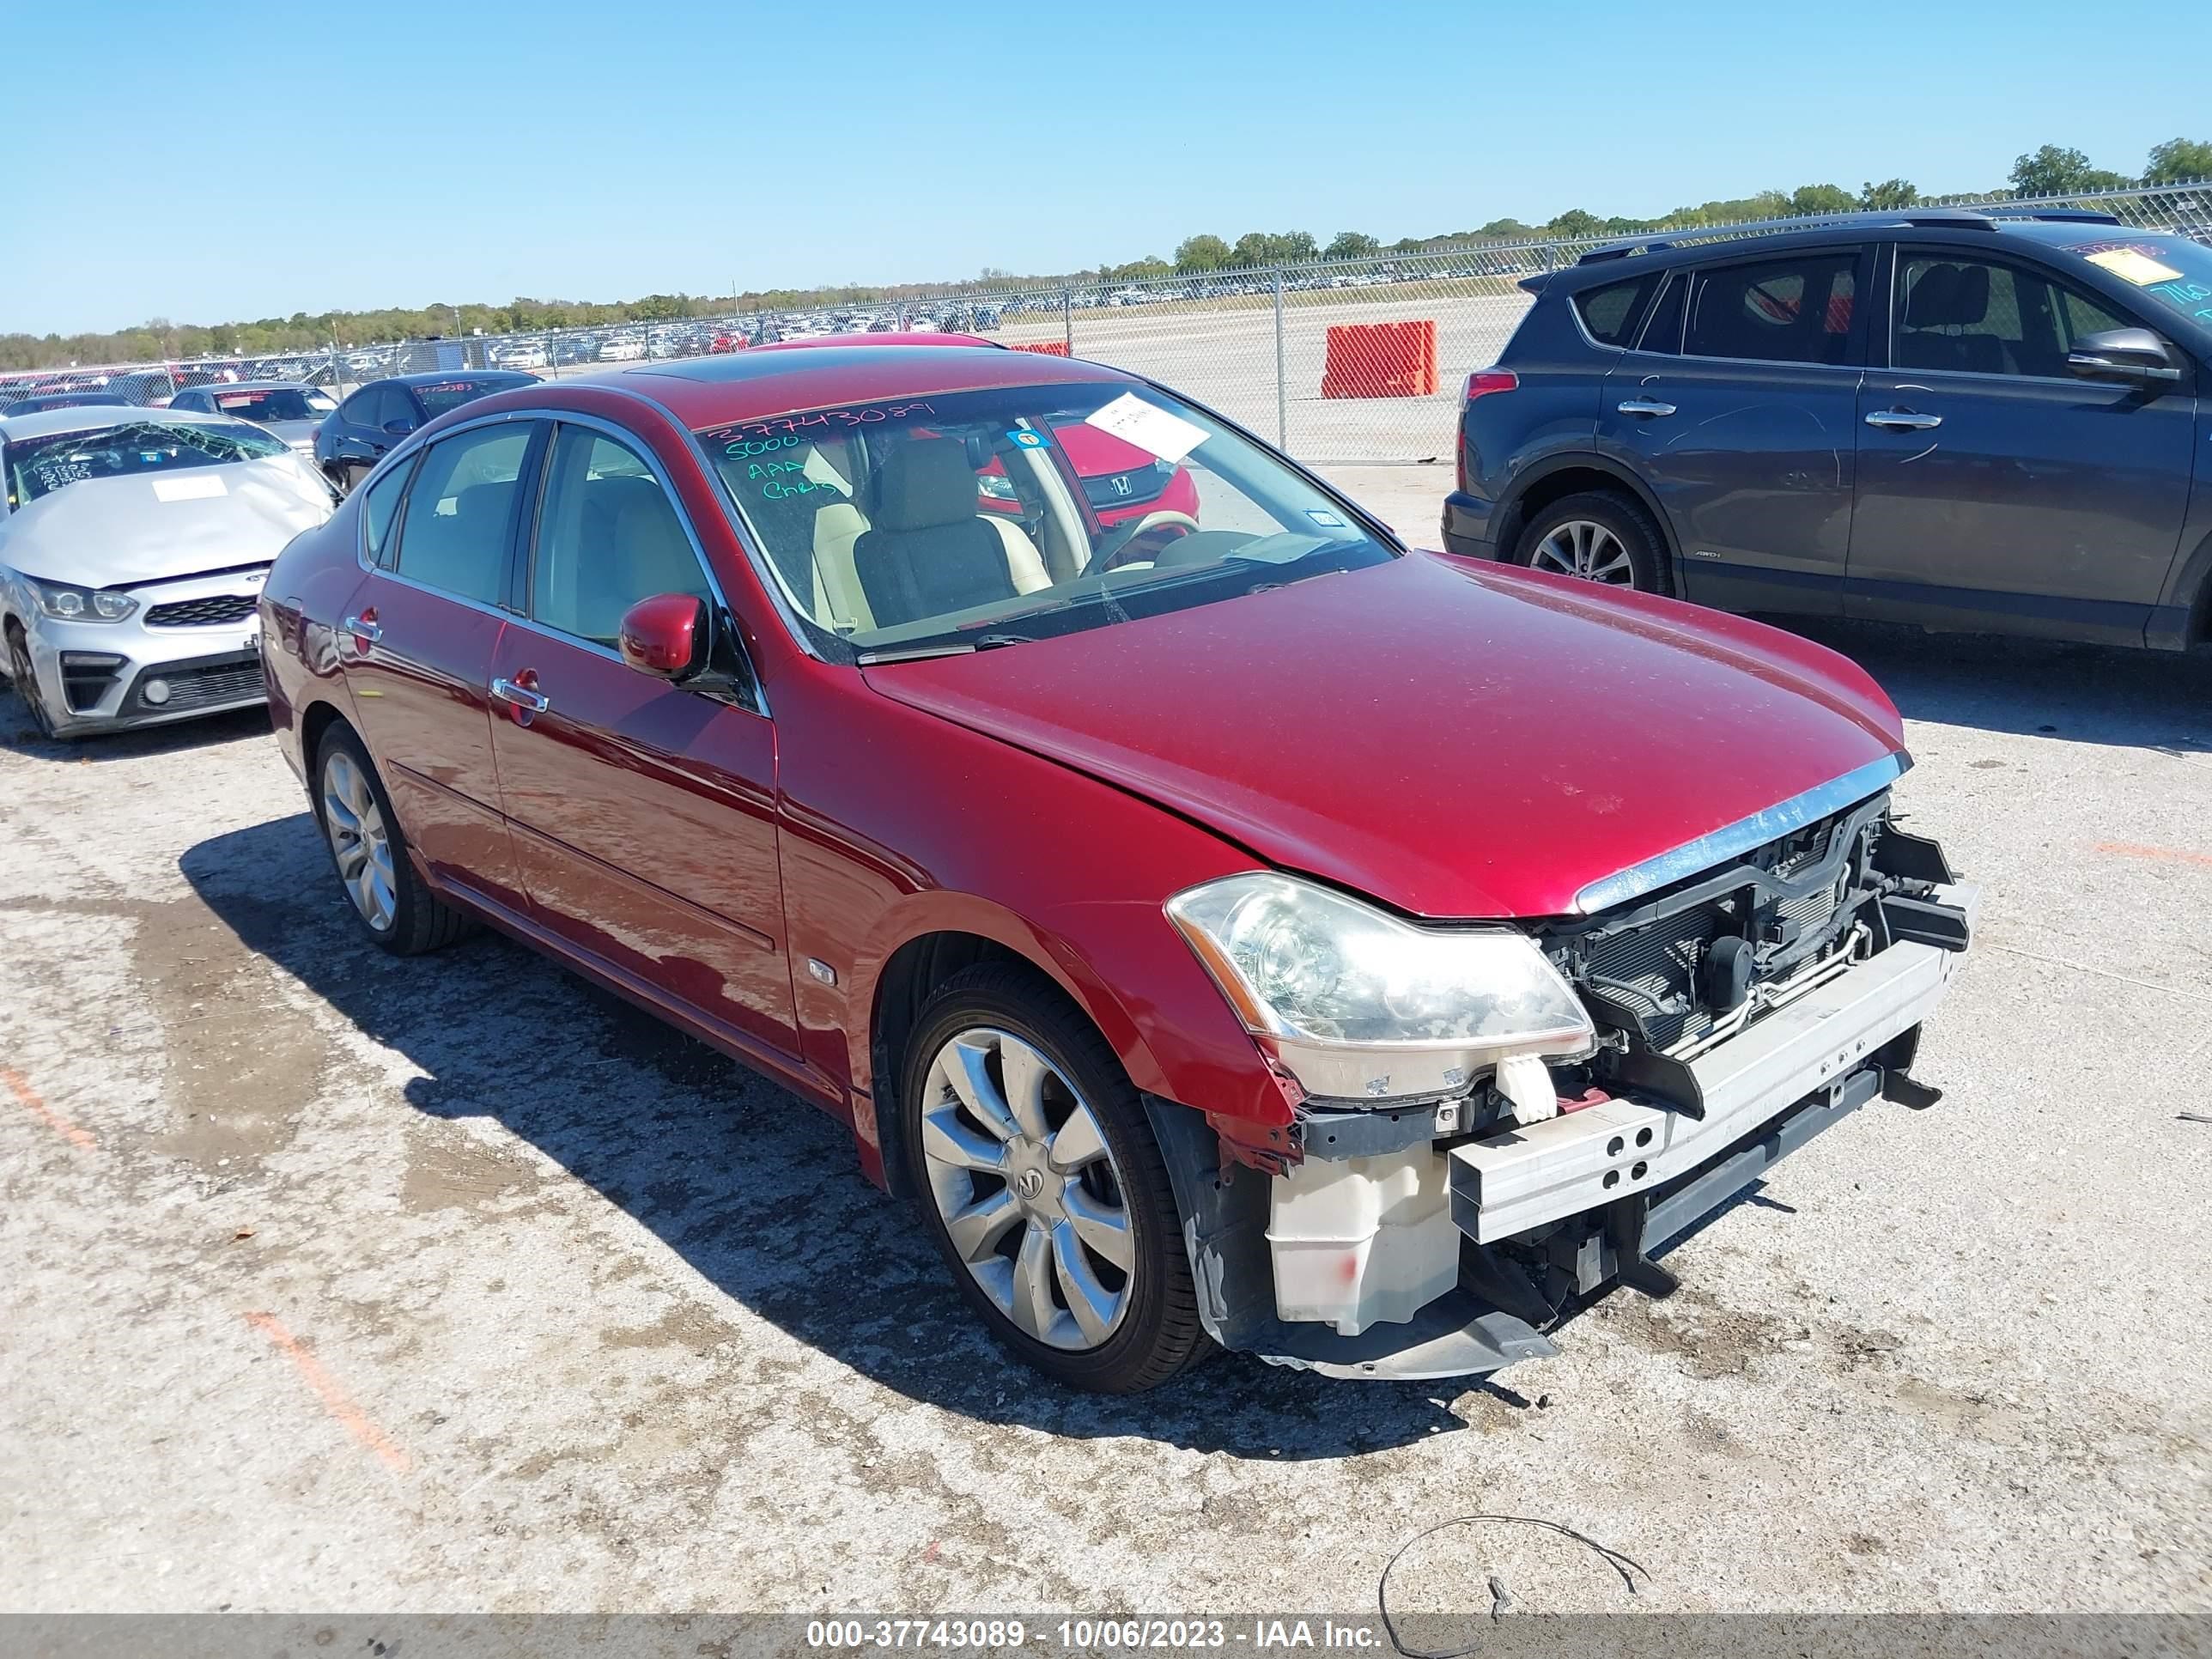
[{"xmin": 259, "ymin": 342, "xmax": 1974, "ymax": 1392}]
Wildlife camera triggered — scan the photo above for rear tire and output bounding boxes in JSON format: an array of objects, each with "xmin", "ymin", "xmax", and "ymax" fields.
[
  {"xmin": 312, "ymin": 723, "xmax": 473, "ymax": 955},
  {"xmin": 1514, "ymin": 490, "xmax": 1669, "ymax": 594},
  {"xmin": 901, "ymin": 963, "xmax": 1206, "ymax": 1393}
]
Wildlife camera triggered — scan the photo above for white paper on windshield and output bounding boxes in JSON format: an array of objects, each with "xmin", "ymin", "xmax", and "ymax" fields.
[
  {"xmin": 1084, "ymin": 392, "xmax": 1206, "ymax": 464},
  {"xmin": 152, "ymin": 473, "xmax": 228, "ymax": 503},
  {"xmin": 2085, "ymin": 247, "xmax": 2183, "ymax": 286}
]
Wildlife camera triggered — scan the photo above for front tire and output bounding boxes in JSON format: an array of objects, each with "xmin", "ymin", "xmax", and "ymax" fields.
[
  {"xmin": 4, "ymin": 623, "xmax": 58, "ymax": 740},
  {"xmin": 1514, "ymin": 490, "xmax": 1669, "ymax": 593},
  {"xmin": 902, "ymin": 963, "xmax": 1206, "ymax": 1393},
  {"xmin": 313, "ymin": 723, "xmax": 473, "ymax": 955}
]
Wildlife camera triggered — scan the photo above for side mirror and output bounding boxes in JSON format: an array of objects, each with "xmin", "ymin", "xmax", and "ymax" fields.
[
  {"xmin": 617, "ymin": 592, "xmax": 708, "ymax": 679},
  {"xmin": 2066, "ymin": 327, "xmax": 2183, "ymax": 386}
]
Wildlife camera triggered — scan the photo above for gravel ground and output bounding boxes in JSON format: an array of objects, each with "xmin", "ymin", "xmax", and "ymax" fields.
[{"xmin": 2, "ymin": 568, "xmax": 2209, "ymax": 1616}]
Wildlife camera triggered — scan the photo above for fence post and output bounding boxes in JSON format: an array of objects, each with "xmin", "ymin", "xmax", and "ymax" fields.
[
  {"xmin": 1273, "ymin": 266, "xmax": 1287, "ymax": 453},
  {"xmin": 1061, "ymin": 287, "xmax": 1073, "ymax": 356}
]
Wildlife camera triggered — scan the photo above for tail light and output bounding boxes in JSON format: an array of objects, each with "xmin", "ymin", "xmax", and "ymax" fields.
[
  {"xmin": 1457, "ymin": 369, "xmax": 1517, "ymax": 494},
  {"xmin": 1460, "ymin": 368, "xmax": 1517, "ymax": 410}
]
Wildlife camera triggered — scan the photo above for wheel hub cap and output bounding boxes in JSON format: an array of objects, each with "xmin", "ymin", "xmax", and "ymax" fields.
[
  {"xmin": 321, "ymin": 750, "xmax": 398, "ymax": 933},
  {"xmin": 1532, "ymin": 518, "xmax": 1635, "ymax": 585},
  {"xmin": 918, "ymin": 1027, "xmax": 1135, "ymax": 1352}
]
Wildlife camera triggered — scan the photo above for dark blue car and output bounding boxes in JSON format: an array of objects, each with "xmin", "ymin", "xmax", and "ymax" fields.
[
  {"xmin": 313, "ymin": 370, "xmax": 538, "ymax": 493},
  {"xmin": 1443, "ymin": 208, "xmax": 2212, "ymax": 649}
]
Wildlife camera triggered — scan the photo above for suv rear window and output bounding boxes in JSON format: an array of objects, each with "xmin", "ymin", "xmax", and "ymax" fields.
[
  {"xmin": 1686, "ymin": 252, "xmax": 1860, "ymax": 366},
  {"xmin": 1573, "ymin": 276, "xmax": 1658, "ymax": 347}
]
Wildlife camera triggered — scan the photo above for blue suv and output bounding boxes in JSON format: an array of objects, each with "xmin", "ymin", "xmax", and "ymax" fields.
[{"xmin": 1442, "ymin": 208, "xmax": 2212, "ymax": 649}]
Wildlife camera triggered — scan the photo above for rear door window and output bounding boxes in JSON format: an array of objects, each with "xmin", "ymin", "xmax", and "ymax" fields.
[
  {"xmin": 391, "ymin": 423, "xmax": 536, "ymax": 605},
  {"xmin": 1686, "ymin": 251, "xmax": 1863, "ymax": 366},
  {"xmin": 362, "ymin": 456, "xmax": 416, "ymax": 568}
]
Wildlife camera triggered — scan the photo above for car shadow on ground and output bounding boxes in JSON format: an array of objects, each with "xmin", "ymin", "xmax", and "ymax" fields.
[
  {"xmin": 1774, "ymin": 619, "xmax": 2212, "ymax": 751},
  {"xmin": 180, "ymin": 811, "xmax": 1540, "ymax": 1456},
  {"xmin": 0, "ymin": 681, "xmax": 270, "ymax": 763}
]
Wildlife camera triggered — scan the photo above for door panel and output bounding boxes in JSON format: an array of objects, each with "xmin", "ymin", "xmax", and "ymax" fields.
[
  {"xmin": 1595, "ymin": 248, "xmax": 1870, "ymax": 616},
  {"xmin": 486, "ymin": 627, "xmax": 797, "ymax": 1055},
  {"xmin": 340, "ymin": 575, "xmax": 523, "ymax": 908},
  {"xmin": 1848, "ymin": 250, "xmax": 2196, "ymax": 641}
]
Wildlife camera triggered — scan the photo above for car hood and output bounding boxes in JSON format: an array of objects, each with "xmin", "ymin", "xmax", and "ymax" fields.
[
  {"xmin": 861, "ymin": 551, "xmax": 1907, "ymax": 919},
  {"xmin": 0, "ymin": 455, "xmax": 334, "ymax": 588}
]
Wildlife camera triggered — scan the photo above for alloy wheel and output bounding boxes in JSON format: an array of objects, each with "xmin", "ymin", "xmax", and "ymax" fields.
[
  {"xmin": 321, "ymin": 750, "xmax": 398, "ymax": 932},
  {"xmin": 1530, "ymin": 519, "xmax": 1636, "ymax": 585},
  {"xmin": 918, "ymin": 1026, "xmax": 1135, "ymax": 1352}
]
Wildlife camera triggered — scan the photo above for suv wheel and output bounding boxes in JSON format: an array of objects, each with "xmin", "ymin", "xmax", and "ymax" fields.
[
  {"xmin": 902, "ymin": 963, "xmax": 1206, "ymax": 1394},
  {"xmin": 1515, "ymin": 492, "xmax": 1668, "ymax": 593}
]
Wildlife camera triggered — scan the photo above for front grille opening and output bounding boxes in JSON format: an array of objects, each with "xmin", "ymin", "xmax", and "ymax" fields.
[
  {"xmin": 145, "ymin": 594, "xmax": 258, "ymax": 629},
  {"xmin": 58, "ymin": 652, "xmax": 125, "ymax": 714}
]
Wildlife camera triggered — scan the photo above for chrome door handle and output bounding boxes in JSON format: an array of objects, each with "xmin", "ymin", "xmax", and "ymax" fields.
[
  {"xmin": 343, "ymin": 615, "xmax": 380, "ymax": 643},
  {"xmin": 1866, "ymin": 410, "xmax": 1942, "ymax": 431},
  {"xmin": 1616, "ymin": 398, "xmax": 1677, "ymax": 417},
  {"xmin": 490, "ymin": 677, "xmax": 549, "ymax": 714}
]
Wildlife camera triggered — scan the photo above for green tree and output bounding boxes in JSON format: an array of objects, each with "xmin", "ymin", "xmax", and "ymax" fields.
[
  {"xmin": 1174, "ymin": 234, "xmax": 1231, "ymax": 271},
  {"xmin": 1548, "ymin": 208, "xmax": 1602, "ymax": 238},
  {"xmin": 1860, "ymin": 178, "xmax": 1921, "ymax": 210},
  {"xmin": 1788, "ymin": 183, "xmax": 1857, "ymax": 216},
  {"xmin": 2144, "ymin": 137, "xmax": 2212, "ymax": 184},
  {"xmin": 2009, "ymin": 144, "xmax": 2134, "ymax": 197},
  {"xmin": 1475, "ymin": 217, "xmax": 1532, "ymax": 239},
  {"xmin": 1324, "ymin": 230, "xmax": 1379, "ymax": 259}
]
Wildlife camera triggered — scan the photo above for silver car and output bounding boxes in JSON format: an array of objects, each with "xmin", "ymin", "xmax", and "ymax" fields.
[
  {"xmin": 166, "ymin": 380, "xmax": 337, "ymax": 462},
  {"xmin": 0, "ymin": 405, "xmax": 335, "ymax": 739}
]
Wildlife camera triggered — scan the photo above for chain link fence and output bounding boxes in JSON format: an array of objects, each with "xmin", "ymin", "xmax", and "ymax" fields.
[{"xmin": 5, "ymin": 181, "xmax": 2206, "ymax": 462}]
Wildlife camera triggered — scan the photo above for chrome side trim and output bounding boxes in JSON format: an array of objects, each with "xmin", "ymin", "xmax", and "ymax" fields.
[{"xmin": 1571, "ymin": 752, "xmax": 1907, "ymax": 915}]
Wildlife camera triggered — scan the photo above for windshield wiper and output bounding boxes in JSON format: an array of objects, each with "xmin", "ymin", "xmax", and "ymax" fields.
[{"xmin": 855, "ymin": 632, "xmax": 1030, "ymax": 665}]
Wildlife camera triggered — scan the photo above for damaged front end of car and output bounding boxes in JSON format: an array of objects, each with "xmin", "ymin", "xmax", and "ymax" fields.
[{"xmin": 1151, "ymin": 755, "xmax": 1977, "ymax": 1382}]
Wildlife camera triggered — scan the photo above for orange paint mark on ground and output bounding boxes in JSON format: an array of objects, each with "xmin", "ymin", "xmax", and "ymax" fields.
[
  {"xmin": 3, "ymin": 1066, "xmax": 94, "ymax": 1151},
  {"xmin": 243, "ymin": 1311, "xmax": 412, "ymax": 1473},
  {"xmin": 2094, "ymin": 841, "xmax": 2212, "ymax": 868}
]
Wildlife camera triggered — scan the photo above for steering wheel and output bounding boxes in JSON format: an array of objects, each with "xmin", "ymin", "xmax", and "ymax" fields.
[{"xmin": 1087, "ymin": 510, "xmax": 1202, "ymax": 574}]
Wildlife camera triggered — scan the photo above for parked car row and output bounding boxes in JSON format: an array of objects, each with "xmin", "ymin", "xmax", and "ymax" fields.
[{"xmin": 4, "ymin": 331, "xmax": 1975, "ymax": 1394}]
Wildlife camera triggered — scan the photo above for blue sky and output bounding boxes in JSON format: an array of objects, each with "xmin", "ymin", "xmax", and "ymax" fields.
[{"xmin": 6, "ymin": 0, "xmax": 2202, "ymax": 334}]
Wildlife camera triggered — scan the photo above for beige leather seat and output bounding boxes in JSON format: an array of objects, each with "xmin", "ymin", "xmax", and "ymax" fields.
[{"xmin": 809, "ymin": 439, "xmax": 1049, "ymax": 633}]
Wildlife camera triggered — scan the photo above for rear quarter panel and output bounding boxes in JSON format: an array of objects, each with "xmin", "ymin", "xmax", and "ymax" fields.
[{"xmin": 261, "ymin": 497, "xmax": 369, "ymax": 783}]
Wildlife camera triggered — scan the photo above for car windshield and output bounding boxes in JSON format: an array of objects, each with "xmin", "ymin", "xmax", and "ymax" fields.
[
  {"xmin": 207, "ymin": 387, "xmax": 336, "ymax": 422},
  {"xmin": 413, "ymin": 375, "xmax": 533, "ymax": 416},
  {"xmin": 3, "ymin": 418, "xmax": 291, "ymax": 507},
  {"xmin": 696, "ymin": 381, "xmax": 1396, "ymax": 657},
  {"xmin": 2069, "ymin": 234, "xmax": 2212, "ymax": 338}
]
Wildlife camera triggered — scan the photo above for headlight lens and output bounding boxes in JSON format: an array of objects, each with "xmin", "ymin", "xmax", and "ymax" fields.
[
  {"xmin": 29, "ymin": 577, "xmax": 137, "ymax": 623},
  {"xmin": 976, "ymin": 472, "xmax": 1020, "ymax": 502},
  {"xmin": 1167, "ymin": 872, "xmax": 1595, "ymax": 1102}
]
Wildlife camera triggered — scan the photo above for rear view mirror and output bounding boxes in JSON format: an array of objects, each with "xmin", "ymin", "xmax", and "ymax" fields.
[
  {"xmin": 2066, "ymin": 327, "xmax": 2183, "ymax": 386},
  {"xmin": 617, "ymin": 592, "xmax": 708, "ymax": 679}
]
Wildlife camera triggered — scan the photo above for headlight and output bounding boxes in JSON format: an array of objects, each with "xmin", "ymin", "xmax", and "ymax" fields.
[
  {"xmin": 976, "ymin": 472, "xmax": 1020, "ymax": 502},
  {"xmin": 28, "ymin": 576, "xmax": 137, "ymax": 623},
  {"xmin": 1166, "ymin": 872, "xmax": 1594, "ymax": 1103}
]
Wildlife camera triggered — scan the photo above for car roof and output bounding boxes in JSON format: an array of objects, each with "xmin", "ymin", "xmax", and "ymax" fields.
[
  {"xmin": 186, "ymin": 379, "xmax": 319, "ymax": 394},
  {"xmin": 1556, "ymin": 207, "xmax": 2142, "ymax": 287},
  {"xmin": 510, "ymin": 342, "xmax": 1135, "ymax": 428},
  {"xmin": 0, "ymin": 404, "xmax": 241, "ymax": 441}
]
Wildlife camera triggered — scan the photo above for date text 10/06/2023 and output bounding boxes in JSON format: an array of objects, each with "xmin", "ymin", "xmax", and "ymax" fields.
[{"xmin": 805, "ymin": 1620, "xmax": 1389, "ymax": 1650}]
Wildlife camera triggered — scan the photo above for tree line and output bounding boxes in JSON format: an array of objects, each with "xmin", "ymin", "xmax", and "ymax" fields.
[{"xmin": 6, "ymin": 137, "xmax": 2207, "ymax": 374}]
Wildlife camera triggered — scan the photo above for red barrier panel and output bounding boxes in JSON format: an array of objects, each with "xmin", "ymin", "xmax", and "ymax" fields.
[
  {"xmin": 1322, "ymin": 319, "xmax": 1437, "ymax": 398},
  {"xmin": 1017, "ymin": 340, "xmax": 1071, "ymax": 356}
]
